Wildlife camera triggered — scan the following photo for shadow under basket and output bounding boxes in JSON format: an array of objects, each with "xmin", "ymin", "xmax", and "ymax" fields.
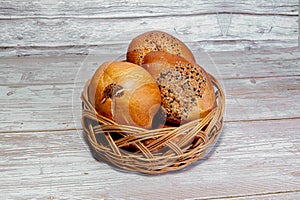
[{"xmin": 81, "ymin": 74, "xmax": 225, "ymax": 175}]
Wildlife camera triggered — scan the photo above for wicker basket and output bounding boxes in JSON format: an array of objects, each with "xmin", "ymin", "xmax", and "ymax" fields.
[{"xmin": 81, "ymin": 74, "xmax": 225, "ymax": 174}]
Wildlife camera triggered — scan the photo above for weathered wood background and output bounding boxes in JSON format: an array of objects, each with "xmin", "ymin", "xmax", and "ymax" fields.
[{"xmin": 0, "ymin": 0, "xmax": 299, "ymax": 199}]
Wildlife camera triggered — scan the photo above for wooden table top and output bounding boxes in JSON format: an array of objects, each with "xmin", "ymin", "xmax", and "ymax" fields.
[{"xmin": 1, "ymin": 1, "xmax": 299, "ymax": 199}]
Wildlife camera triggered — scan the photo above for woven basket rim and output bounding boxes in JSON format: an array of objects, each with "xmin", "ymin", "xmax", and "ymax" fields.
[{"xmin": 81, "ymin": 73, "xmax": 225, "ymax": 174}]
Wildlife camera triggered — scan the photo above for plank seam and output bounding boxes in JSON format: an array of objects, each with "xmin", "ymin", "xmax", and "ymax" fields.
[
  {"xmin": 0, "ymin": 74, "xmax": 299, "ymax": 87},
  {"xmin": 0, "ymin": 39, "xmax": 298, "ymax": 53},
  {"xmin": 0, "ymin": 11, "xmax": 297, "ymax": 21},
  {"xmin": 199, "ymin": 189, "xmax": 300, "ymax": 200},
  {"xmin": 1, "ymin": 117, "xmax": 299, "ymax": 135}
]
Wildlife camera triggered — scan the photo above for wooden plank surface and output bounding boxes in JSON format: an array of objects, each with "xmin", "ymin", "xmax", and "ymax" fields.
[
  {"xmin": 0, "ymin": 0, "xmax": 298, "ymax": 54},
  {"xmin": 0, "ymin": 47, "xmax": 300, "ymax": 85},
  {"xmin": 204, "ymin": 192, "xmax": 300, "ymax": 200},
  {"xmin": 1, "ymin": 74, "xmax": 299, "ymax": 132},
  {"xmin": 1, "ymin": 119, "xmax": 299, "ymax": 199},
  {"xmin": 1, "ymin": 0, "xmax": 299, "ymax": 199},
  {"xmin": 1, "ymin": 48, "xmax": 299, "ymax": 132},
  {"xmin": 1, "ymin": 47, "xmax": 300, "ymax": 84},
  {"xmin": 0, "ymin": 0, "xmax": 297, "ymax": 18},
  {"xmin": 1, "ymin": 39, "xmax": 298, "ymax": 57},
  {"xmin": 0, "ymin": 15, "xmax": 297, "ymax": 49}
]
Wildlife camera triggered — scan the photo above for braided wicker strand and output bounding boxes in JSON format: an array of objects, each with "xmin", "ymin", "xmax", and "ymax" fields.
[{"xmin": 81, "ymin": 74, "xmax": 225, "ymax": 174}]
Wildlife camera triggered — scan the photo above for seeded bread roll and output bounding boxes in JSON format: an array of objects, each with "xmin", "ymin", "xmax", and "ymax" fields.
[
  {"xmin": 127, "ymin": 30, "xmax": 195, "ymax": 66},
  {"xmin": 143, "ymin": 51, "xmax": 216, "ymax": 125}
]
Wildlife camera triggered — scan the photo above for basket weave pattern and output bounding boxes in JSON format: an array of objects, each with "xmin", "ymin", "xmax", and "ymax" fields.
[{"xmin": 81, "ymin": 74, "xmax": 225, "ymax": 174}]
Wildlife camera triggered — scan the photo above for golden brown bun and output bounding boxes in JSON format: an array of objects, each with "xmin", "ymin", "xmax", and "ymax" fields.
[
  {"xmin": 88, "ymin": 61, "xmax": 161, "ymax": 129},
  {"xmin": 126, "ymin": 30, "xmax": 196, "ymax": 66},
  {"xmin": 142, "ymin": 51, "xmax": 216, "ymax": 125}
]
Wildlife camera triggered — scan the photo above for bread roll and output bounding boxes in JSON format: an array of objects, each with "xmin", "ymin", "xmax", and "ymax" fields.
[
  {"xmin": 88, "ymin": 61, "xmax": 161, "ymax": 129},
  {"xmin": 127, "ymin": 30, "xmax": 195, "ymax": 66},
  {"xmin": 142, "ymin": 51, "xmax": 216, "ymax": 125}
]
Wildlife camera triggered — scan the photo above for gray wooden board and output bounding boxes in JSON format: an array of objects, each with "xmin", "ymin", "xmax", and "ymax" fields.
[
  {"xmin": 0, "ymin": 119, "xmax": 299, "ymax": 199},
  {"xmin": 1, "ymin": 47, "xmax": 300, "ymax": 85},
  {"xmin": 0, "ymin": 0, "xmax": 297, "ymax": 18},
  {"xmin": 1, "ymin": 39, "xmax": 298, "ymax": 57},
  {"xmin": 1, "ymin": 67, "xmax": 299, "ymax": 132},
  {"xmin": 1, "ymin": 0, "xmax": 299, "ymax": 199},
  {"xmin": 0, "ymin": 14, "xmax": 297, "ymax": 50},
  {"xmin": 220, "ymin": 192, "xmax": 300, "ymax": 200},
  {"xmin": 1, "ymin": 47, "xmax": 300, "ymax": 132},
  {"xmin": 0, "ymin": 0, "xmax": 298, "ymax": 55}
]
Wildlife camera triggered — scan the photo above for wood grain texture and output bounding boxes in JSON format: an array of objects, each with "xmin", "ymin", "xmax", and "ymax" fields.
[
  {"xmin": 218, "ymin": 192, "xmax": 300, "ymax": 200},
  {"xmin": 0, "ymin": 119, "xmax": 299, "ymax": 199},
  {"xmin": 1, "ymin": 39, "xmax": 298, "ymax": 57},
  {"xmin": 1, "ymin": 48, "xmax": 299, "ymax": 132},
  {"xmin": 0, "ymin": 0, "xmax": 297, "ymax": 56},
  {"xmin": 0, "ymin": 14, "xmax": 297, "ymax": 51},
  {"xmin": 1, "ymin": 74, "xmax": 299, "ymax": 132},
  {"xmin": 1, "ymin": 0, "xmax": 299, "ymax": 199},
  {"xmin": 0, "ymin": 0, "xmax": 297, "ymax": 18},
  {"xmin": 1, "ymin": 47, "xmax": 299, "ymax": 84}
]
